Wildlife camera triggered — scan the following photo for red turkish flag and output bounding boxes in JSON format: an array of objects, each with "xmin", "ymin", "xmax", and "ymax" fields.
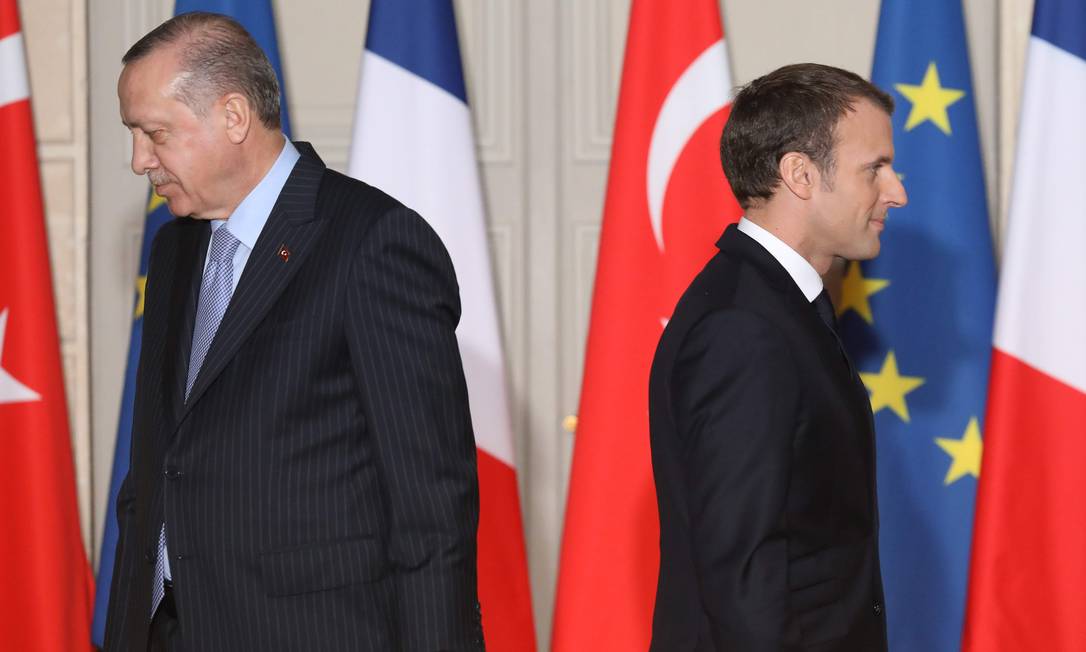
[
  {"xmin": 0, "ymin": 2, "xmax": 94, "ymax": 648},
  {"xmin": 551, "ymin": 1, "xmax": 742, "ymax": 649}
]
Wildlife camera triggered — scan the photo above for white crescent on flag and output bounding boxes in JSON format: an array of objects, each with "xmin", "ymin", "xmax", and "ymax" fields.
[
  {"xmin": 0, "ymin": 33, "xmax": 29, "ymax": 108},
  {"xmin": 646, "ymin": 39, "xmax": 731, "ymax": 252},
  {"xmin": 0, "ymin": 308, "xmax": 41, "ymax": 405}
]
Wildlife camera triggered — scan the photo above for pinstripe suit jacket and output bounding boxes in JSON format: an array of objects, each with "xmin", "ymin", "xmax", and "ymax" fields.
[{"xmin": 103, "ymin": 143, "xmax": 484, "ymax": 651}]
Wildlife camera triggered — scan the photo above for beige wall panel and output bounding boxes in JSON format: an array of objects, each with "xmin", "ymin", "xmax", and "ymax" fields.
[
  {"xmin": 40, "ymin": 158, "xmax": 75, "ymax": 216},
  {"xmin": 23, "ymin": 0, "xmax": 90, "ymax": 552},
  {"xmin": 998, "ymin": 0, "xmax": 1036, "ymax": 252},
  {"xmin": 460, "ymin": 0, "xmax": 518, "ymax": 163},
  {"xmin": 272, "ymin": 0, "xmax": 364, "ymax": 173},
  {"xmin": 21, "ymin": 0, "xmax": 74, "ymax": 143},
  {"xmin": 567, "ymin": 0, "xmax": 626, "ymax": 163},
  {"xmin": 521, "ymin": 0, "xmax": 561, "ymax": 641},
  {"xmin": 41, "ymin": 160, "xmax": 76, "ymax": 337},
  {"xmin": 723, "ymin": 1, "xmax": 879, "ymax": 81},
  {"xmin": 963, "ymin": 0, "xmax": 1000, "ymax": 249}
]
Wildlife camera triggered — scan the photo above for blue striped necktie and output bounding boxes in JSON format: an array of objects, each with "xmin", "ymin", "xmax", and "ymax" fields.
[{"xmin": 151, "ymin": 225, "xmax": 241, "ymax": 618}]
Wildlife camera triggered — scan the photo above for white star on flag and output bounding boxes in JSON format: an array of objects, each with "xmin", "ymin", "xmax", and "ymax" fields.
[{"xmin": 0, "ymin": 308, "xmax": 41, "ymax": 405}]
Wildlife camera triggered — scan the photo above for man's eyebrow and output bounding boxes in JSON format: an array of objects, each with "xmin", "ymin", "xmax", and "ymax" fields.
[{"xmin": 867, "ymin": 155, "xmax": 894, "ymax": 167}]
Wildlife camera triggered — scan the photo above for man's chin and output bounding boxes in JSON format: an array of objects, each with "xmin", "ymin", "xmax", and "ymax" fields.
[
  {"xmin": 163, "ymin": 200, "xmax": 193, "ymax": 218},
  {"xmin": 865, "ymin": 239, "xmax": 882, "ymax": 259},
  {"xmin": 849, "ymin": 239, "xmax": 882, "ymax": 261}
]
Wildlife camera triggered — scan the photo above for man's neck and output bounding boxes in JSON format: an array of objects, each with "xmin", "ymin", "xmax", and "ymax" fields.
[
  {"xmin": 217, "ymin": 133, "xmax": 287, "ymax": 219},
  {"xmin": 744, "ymin": 207, "xmax": 832, "ymax": 275}
]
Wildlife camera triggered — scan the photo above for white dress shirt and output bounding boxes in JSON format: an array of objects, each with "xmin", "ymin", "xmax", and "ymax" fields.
[{"xmin": 737, "ymin": 216, "xmax": 823, "ymax": 302}]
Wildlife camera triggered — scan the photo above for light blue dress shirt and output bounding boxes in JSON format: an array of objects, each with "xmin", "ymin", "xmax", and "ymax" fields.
[{"xmin": 204, "ymin": 139, "xmax": 301, "ymax": 289}]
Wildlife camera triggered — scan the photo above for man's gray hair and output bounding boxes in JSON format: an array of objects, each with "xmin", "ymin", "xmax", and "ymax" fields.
[{"xmin": 123, "ymin": 11, "xmax": 282, "ymax": 130}]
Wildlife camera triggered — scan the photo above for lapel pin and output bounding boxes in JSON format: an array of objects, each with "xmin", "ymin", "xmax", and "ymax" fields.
[{"xmin": 277, "ymin": 244, "xmax": 291, "ymax": 262}]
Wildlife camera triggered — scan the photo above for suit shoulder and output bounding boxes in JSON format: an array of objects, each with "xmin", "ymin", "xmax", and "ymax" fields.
[
  {"xmin": 655, "ymin": 252, "xmax": 793, "ymax": 385},
  {"xmin": 318, "ymin": 170, "xmax": 448, "ymax": 253},
  {"xmin": 677, "ymin": 308, "xmax": 789, "ymax": 365},
  {"xmin": 667, "ymin": 250, "xmax": 746, "ymax": 328},
  {"xmin": 318, "ymin": 168, "xmax": 406, "ymax": 218}
]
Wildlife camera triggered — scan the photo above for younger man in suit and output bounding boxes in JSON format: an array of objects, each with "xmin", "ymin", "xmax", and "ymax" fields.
[
  {"xmin": 649, "ymin": 63, "xmax": 907, "ymax": 651},
  {"xmin": 105, "ymin": 12, "xmax": 482, "ymax": 651}
]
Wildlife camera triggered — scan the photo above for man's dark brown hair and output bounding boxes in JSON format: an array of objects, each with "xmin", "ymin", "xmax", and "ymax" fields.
[
  {"xmin": 123, "ymin": 11, "xmax": 281, "ymax": 130},
  {"xmin": 720, "ymin": 63, "xmax": 894, "ymax": 209}
]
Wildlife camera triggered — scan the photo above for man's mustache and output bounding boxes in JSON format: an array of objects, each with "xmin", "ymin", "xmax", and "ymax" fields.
[{"xmin": 147, "ymin": 172, "xmax": 176, "ymax": 186}]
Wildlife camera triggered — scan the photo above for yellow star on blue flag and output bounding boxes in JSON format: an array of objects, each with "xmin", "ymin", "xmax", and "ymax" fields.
[
  {"xmin": 895, "ymin": 62, "xmax": 966, "ymax": 135},
  {"xmin": 935, "ymin": 417, "xmax": 983, "ymax": 485}
]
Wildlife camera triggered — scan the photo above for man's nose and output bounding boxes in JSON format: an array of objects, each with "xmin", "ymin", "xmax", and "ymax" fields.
[
  {"xmin": 130, "ymin": 134, "xmax": 158, "ymax": 176},
  {"xmin": 885, "ymin": 170, "xmax": 907, "ymax": 208}
]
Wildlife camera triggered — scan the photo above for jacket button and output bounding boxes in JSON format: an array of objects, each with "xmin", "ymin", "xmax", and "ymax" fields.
[
  {"xmin": 873, "ymin": 601, "xmax": 883, "ymax": 616},
  {"xmin": 164, "ymin": 466, "xmax": 182, "ymax": 479}
]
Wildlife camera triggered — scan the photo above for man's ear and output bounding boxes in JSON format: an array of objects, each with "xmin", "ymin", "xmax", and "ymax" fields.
[
  {"xmin": 222, "ymin": 93, "xmax": 252, "ymax": 144},
  {"xmin": 778, "ymin": 152, "xmax": 817, "ymax": 200}
]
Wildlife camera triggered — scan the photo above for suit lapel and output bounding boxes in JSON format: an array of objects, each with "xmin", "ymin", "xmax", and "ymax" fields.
[
  {"xmin": 176, "ymin": 149, "xmax": 328, "ymax": 425},
  {"xmin": 162, "ymin": 219, "xmax": 210, "ymax": 430}
]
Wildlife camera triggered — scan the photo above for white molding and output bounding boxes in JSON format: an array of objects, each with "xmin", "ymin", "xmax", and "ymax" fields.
[
  {"xmin": 458, "ymin": 0, "xmax": 520, "ymax": 164},
  {"xmin": 567, "ymin": 0, "xmax": 628, "ymax": 163},
  {"xmin": 997, "ymin": 0, "xmax": 1035, "ymax": 258}
]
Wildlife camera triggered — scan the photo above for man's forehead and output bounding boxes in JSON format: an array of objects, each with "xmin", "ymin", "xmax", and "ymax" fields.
[
  {"xmin": 120, "ymin": 45, "xmax": 184, "ymax": 90},
  {"xmin": 837, "ymin": 101, "xmax": 892, "ymax": 137},
  {"xmin": 119, "ymin": 49, "xmax": 185, "ymax": 119}
]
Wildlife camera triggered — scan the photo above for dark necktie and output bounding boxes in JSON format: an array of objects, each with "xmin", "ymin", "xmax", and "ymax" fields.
[
  {"xmin": 813, "ymin": 288, "xmax": 859, "ymax": 378},
  {"xmin": 813, "ymin": 289, "xmax": 838, "ymax": 332}
]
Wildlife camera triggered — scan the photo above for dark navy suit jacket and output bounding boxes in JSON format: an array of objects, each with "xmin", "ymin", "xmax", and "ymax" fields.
[
  {"xmin": 104, "ymin": 144, "xmax": 483, "ymax": 651},
  {"xmin": 649, "ymin": 225, "xmax": 887, "ymax": 651}
]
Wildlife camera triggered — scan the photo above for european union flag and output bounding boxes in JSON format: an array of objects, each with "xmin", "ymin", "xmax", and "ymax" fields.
[
  {"xmin": 839, "ymin": 1, "xmax": 996, "ymax": 650},
  {"xmin": 91, "ymin": 2, "xmax": 292, "ymax": 645}
]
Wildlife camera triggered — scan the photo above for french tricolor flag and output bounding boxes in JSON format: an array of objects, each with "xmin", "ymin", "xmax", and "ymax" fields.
[
  {"xmin": 963, "ymin": 0, "xmax": 1086, "ymax": 649},
  {"xmin": 347, "ymin": 2, "xmax": 535, "ymax": 649}
]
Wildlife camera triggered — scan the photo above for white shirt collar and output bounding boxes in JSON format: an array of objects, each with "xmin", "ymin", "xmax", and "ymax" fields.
[{"xmin": 737, "ymin": 217, "xmax": 823, "ymax": 302}]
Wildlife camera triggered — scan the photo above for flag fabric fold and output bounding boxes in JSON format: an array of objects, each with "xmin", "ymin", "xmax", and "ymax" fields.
[
  {"xmin": 91, "ymin": 1, "xmax": 292, "ymax": 644},
  {"xmin": 964, "ymin": 1, "xmax": 1086, "ymax": 649},
  {"xmin": 0, "ymin": 0, "xmax": 94, "ymax": 648},
  {"xmin": 551, "ymin": 1, "xmax": 742, "ymax": 649},
  {"xmin": 347, "ymin": 2, "xmax": 536, "ymax": 649},
  {"xmin": 838, "ymin": 1, "xmax": 996, "ymax": 650}
]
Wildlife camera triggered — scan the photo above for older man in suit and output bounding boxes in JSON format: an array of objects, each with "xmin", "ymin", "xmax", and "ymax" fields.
[
  {"xmin": 648, "ymin": 63, "xmax": 907, "ymax": 651},
  {"xmin": 104, "ymin": 12, "xmax": 482, "ymax": 651}
]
